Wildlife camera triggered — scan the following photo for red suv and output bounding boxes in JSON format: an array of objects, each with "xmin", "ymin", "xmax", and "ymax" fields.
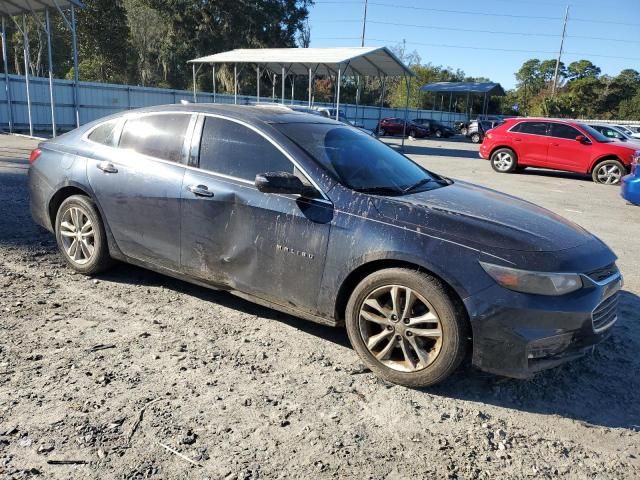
[
  {"xmin": 377, "ymin": 117, "xmax": 429, "ymax": 138},
  {"xmin": 479, "ymin": 118, "xmax": 640, "ymax": 184}
]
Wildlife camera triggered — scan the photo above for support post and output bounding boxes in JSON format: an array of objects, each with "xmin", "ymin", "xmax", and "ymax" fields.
[
  {"xmin": 448, "ymin": 92, "xmax": 453, "ymax": 127},
  {"xmin": 308, "ymin": 67, "xmax": 312, "ymax": 107},
  {"xmin": 272, "ymin": 74, "xmax": 276, "ymax": 100},
  {"xmin": 401, "ymin": 76, "xmax": 410, "ymax": 150},
  {"xmin": 281, "ymin": 67, "xmax": 285, "ymax": 105},
  {"xmin": 335, "ymin": 67, "xmax": 341, "ymax": 121},
  {"xmin": 375, "ymin": 76, "xmax": 386, "ymax": 138},
  {"xmin": 45, "ymin": 9, "xmax": 56, "ymax": 137},
  {"xmin": 22, "ymin": 15, "xmax": 33, "ymax": 136},
  {"xmin": 212, "ymin": 66, "xmax": 216, "ymax": 103},
  {"xmin": 290, "ymin": 75, "xmax": 294, "ymax": 105},
  {"xmin": 256, "ymin": 65, "xmax": 260, "ymax": 103},
  {"xmin": 192, "ymin": 63, "xmax": 197, "ymax": 102},
  {"xmin": 234, "ymin": 63, "xmax": 237, "ymax": 104},
  {"xmin": 1, "ymin": 16, "xmax": 13, "ymax": 133},
  {"xmin": 70, "ymin": 4, "xmax": 79, "ymax": 127},
  {"xmin": 466, "ymin": 91, "xmax": 470, "ymax": 121}
]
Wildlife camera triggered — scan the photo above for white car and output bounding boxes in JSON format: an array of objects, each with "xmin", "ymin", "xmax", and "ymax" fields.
[{"xmin": 613, "ymin": 124, "xmax": 640, "ymax": 139}]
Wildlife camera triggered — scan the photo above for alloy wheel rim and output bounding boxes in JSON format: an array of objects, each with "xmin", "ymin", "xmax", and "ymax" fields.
[
  {"xmin": 358, "ymin": 285, "xmax": 443, "ymax": 373},
  {"xmin": 597, "ymin": 165, "xmax": 622, "ymax": 184},
  {"xmin": 493, "ymin": 152, "xmax": 513, "ymax": 171},
  {"xmin": 59, "ymin": 206, "xmax": 95, "ymax": 265}
]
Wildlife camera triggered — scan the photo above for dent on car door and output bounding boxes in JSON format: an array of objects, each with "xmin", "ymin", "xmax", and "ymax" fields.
[
  {"xmin": 180, "ymin": 115, "xmax": 333, "ymax": 313},
  {"xmin": 86, "ymin": 113, "xmax": 193, "ymax": 270}
]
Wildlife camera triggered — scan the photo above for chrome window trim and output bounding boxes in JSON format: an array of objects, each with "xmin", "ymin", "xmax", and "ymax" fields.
[
  {"xmin": 83, "ymin": 117, "xmax": 126, "ymax": 147},
  {"xmin": 194, "ymin": 112, "xmax": 331, "ymax": 202}
]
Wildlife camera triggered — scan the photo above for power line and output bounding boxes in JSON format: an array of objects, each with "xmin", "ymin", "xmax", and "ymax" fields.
[
  {"xmin": 314, "ymin": 1, "xmax": 640, "ymax": 28},
  {"xmin": 313, "ymin": 36, "xmax": 640, "ymax": 61},
  {"xmin": 313, "ymin": 19, "xmax": 640, "ymax": 45}
]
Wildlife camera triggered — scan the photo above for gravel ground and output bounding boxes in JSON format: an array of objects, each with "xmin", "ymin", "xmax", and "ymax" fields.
[{"xmin": 1, "ymin": 133, "xmax": 639, "ymax": 480}]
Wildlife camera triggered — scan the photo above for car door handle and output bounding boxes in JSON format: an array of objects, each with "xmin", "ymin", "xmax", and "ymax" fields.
[
  {"xmin": 550, "ymin": 143, "xmax": 560, "ymax": 147},
  {"xmin": 514, "ymin": 138, "xmax": 522, "ymax": 142},
  {"xmin": 187, "ymin": 184, "xmax": 214, "ymax": 198},
  {"xmin": 97, "ymin": 161, "xmax": 118, "ymax": 173}
]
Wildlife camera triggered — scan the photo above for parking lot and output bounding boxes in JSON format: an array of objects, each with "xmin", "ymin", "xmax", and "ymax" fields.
[{"xmin": 1, "ymin": 133, "xmax": 639, "ymax": 479}]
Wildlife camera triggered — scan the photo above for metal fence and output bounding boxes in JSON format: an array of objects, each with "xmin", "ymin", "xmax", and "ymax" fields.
[{"xmin": 0, "ymin": 74, "xmax": 468, "ymax": 136}]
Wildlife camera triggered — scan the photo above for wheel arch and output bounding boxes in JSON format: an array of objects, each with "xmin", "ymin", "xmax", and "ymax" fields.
[
  {"xmin": 334, "ymin": 258, "xmax": 471, "ymax": 331},
  {"xmin": 48, "ymin": 183, "xmax": 96, "ymax": 227},
  {"xmin": 489, "ymin": 145, "xmax": 517, "ymax": 160},
  {"xmin": 588, "ymin": 155, "xmax": 625, "ymax": 174}
]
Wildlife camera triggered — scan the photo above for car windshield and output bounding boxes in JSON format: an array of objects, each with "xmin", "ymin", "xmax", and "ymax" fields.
[
  {"xmin": 275, "ymin": 123, "xmax": 447, "ymax": 195},
  {"xmin": 578, "ymin": 124, "xmax": 613, "ymax": 143}
]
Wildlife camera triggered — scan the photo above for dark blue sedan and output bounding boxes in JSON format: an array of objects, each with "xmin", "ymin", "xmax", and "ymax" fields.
[{"xmin": 28, "ymin": 104, "xmax": 622, "ymax": 386}]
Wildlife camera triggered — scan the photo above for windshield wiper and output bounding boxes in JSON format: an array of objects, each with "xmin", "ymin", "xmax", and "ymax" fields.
[{"xmin": 402, "ymin": 177, "xmax": 434, "ymax": 193}]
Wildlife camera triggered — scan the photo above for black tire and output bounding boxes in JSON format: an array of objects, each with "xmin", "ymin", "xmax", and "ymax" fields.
[
  {"xmin": 379, "ymin": 127, "xmax": 387, "ymax": 136},
  {"xmin": 460, "ymin": 127, "xmax": 468, "ymax": 136},
  {"xmin": 591, "ymin": 159, "xmax": 625, "ymax": 185},
  {"xmin": 435, "ymin": 129, "xmax": 443, "ymax": 138},
  {"xmin": 470, "ymin": 133, "xmax": 481, "ymax": 144},
  {"xmin": 55, "ymin": 195, "xmax": 113, "ymax": 275},
  {"xmin": 345, "ymin": 268, "xmax": 468, "ymax": 387},
  {"xmin": 490, "ymin": 148, "xmax": 518, "ymax": 173}
]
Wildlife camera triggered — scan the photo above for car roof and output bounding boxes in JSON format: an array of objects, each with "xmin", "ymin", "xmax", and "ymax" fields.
[{"xmin": 109, "ymin": 103, "xmax": 341, "ymax": 126}]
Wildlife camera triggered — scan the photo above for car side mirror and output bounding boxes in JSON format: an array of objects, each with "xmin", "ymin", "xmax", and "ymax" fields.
[
  {"xmin": 255, "ymin": 172, "xmax": 315, "ymax": 197},
  {"xmin": 575, "ymin": 135, "xmax": 588, "ymax": 144}
]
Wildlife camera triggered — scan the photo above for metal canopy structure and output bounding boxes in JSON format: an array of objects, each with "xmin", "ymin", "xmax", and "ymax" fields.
[
  {"xmin": 420, "ymin": 82, "xmax": 505, "ymax": 121},
  {"xmin": 188, "ymin": 46, "xmax": 415, "ymax": 147},
  {"xmin": 0, "ymin": 0, "xmax": 83, "ymax": 137}
]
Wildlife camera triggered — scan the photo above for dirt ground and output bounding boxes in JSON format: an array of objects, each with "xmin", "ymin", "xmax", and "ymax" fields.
[{"xmin": 1, "ymin": 133, "xmax": 639, "ymax": 480}]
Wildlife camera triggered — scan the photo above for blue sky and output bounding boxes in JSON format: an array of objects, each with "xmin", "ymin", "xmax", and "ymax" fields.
[{"xmin": 307, "ymin": 0, "xmax": 640, "ymax": 89}]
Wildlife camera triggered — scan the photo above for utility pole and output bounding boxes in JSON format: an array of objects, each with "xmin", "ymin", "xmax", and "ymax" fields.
[
  {"xmin": 552, "ymin": 5, "xmax": 569, "ymax": 96},
  {"xmin": 361, "ymin": 0, "xmax": 368, "ymax": 47}
]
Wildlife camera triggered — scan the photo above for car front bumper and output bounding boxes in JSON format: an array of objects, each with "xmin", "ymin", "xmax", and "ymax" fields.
[
  {"xmin": 463, "ymin": 271, "xmax": 622, "ymax": 379},
  {"xmin": 621, "ymin": 170, "xmax": 640, "ymax": 205}
]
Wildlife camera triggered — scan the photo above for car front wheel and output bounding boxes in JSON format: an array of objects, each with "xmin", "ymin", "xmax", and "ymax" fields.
[
  {"xmin": 592, "ymin": 159, "xmax": 625, "ymax": 185},
  {"xmin": 345, "ymin": 268, "xmax": 468, "ymax": 387},
  {"xmin": 55, "ymin": 195, "xmax": 113, "ymax": 275},
  {"xmin": 490, "ymin": 148, "xmax": 518, "ymax": 173},
  {"xmin": 435, "ymin": 129, "xmax": 443, "ymax": 138}
]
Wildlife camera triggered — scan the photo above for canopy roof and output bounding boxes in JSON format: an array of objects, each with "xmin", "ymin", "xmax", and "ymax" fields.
[
  {"xmin": 0, "ymin": 0, "xmax": 83, "ymax": 16},
  {"xmin": 421, "ymin": 82, "xmax": 505, "ymax": 96},
  {"xmin": 189, "ymin": 47, "xmax": 414, "ymax": 77}
]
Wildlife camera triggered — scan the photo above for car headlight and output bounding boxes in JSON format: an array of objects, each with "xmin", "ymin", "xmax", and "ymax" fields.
[{"xmin": 479, "ymin": 262, "xmax": 583, "ymax": 296}]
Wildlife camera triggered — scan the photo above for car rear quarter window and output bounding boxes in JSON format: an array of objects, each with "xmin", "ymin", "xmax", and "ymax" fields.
[
  {"xmin": 512, "ymin": 121, "xmax": 549, "ymax": 136},
  {"xmin": 550, "ymin": 123, "xmax": 581, "ymax": 140},
  {"xmin": 119, "ymin": 113, "xmax": 191, "ymax": 163},
  {"xmin": 198, "ymin": 117, "xmax": 293, "ymax": 181},
  {"xmin": 88, "ymin": 119, "xmax": 119, "ymax": 147}
]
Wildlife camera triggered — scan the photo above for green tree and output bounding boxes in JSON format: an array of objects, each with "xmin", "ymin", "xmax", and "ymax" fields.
[{"xmin": 566, "ymin": 60, "xmax": 601, "ymax": 81}]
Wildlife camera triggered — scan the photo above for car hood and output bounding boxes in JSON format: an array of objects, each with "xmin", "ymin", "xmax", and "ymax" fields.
[{"xmin": 372, "ymin": 181, "xmax": 594, "ymax": 252}]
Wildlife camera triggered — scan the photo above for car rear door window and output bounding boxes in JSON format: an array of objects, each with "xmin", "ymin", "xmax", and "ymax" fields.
[
  {"xmin": 198, "ymin": 116, "xmax": 294, "ymax": 180},
  {"xmin": 513, "ymin": 122, "xmax": 549, "ymax": 136},
  {"xmin": 88, "ymin": 119, "xmax": 119, "ymax": 147},
  {"xmin": 119, "ymin": 113, "xmax": 192, "ymax": 163},
  {"xmin": 550, "ymin": 123, "xmax": 581, "ymax": 140}
]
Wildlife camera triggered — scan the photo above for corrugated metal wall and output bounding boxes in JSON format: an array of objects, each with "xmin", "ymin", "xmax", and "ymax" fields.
[{"xmin": 0, "ymin": 74, "xmax": 467, "ymax": 136}]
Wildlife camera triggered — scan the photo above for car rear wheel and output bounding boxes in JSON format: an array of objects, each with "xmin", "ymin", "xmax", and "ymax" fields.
[
  {"xmin": 345, "ymin": 268, "xmax": 468, "ymax": 387},
  {"xmin": 470, "ymin": 133, "xmax": 481, "ymax": 143},
  {"xmin": 490, "ymin": 148, "xmax": 518, "ymax": 173},
  {"xmin": 592, "ymin": 159, "xmax": 625, "ymax": 185},
  {"xmin": 55, "ymin": 195, "xmax": 113, "ymax": 275},
  {"xmin": 435, "ymin": 129, "xmax": 443, "ymax": 138}
]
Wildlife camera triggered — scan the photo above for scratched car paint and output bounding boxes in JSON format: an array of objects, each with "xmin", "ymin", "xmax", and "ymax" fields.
[{"xmin": 28, "ymin": 104, "xmax": 622, "ymax": 387}]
